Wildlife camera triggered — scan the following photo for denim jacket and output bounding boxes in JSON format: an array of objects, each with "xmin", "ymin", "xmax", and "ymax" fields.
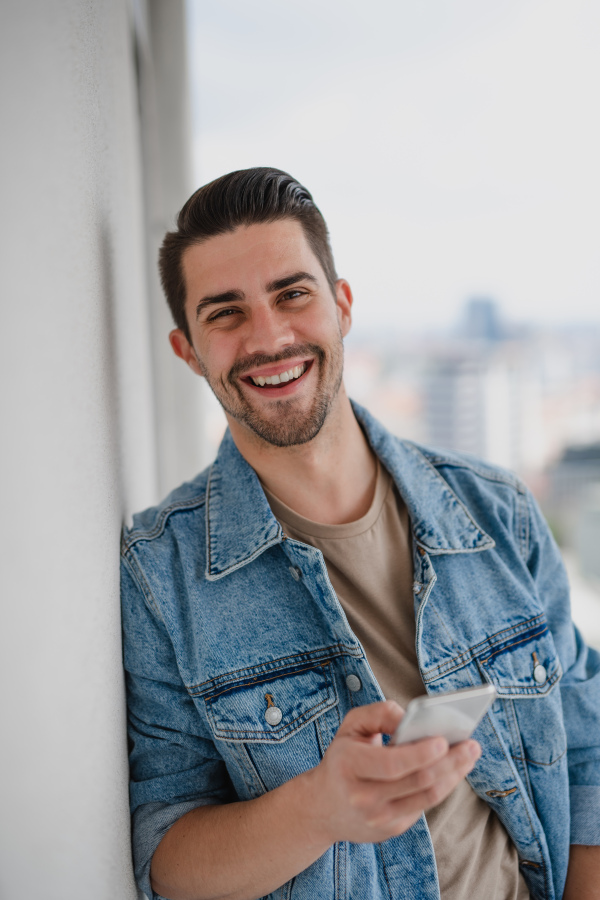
[{"xmin": 121, "ymin": 402, "xmax": 600, "ymax": 900}]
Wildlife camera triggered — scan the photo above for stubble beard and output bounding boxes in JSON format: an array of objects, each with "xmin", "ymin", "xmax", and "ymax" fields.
[{"xmin": 195, "ymin": 338, "xmax": 344, "ymax": 448}]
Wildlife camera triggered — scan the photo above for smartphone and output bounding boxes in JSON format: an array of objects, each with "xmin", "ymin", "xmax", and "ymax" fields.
[{"xmin": 390, "ymin": 684, "xmax": 497, "ymax": 746}]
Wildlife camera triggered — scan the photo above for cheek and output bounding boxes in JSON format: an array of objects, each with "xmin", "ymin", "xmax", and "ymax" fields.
[{"xmin": 195, "ymin": 337, "xmax": 235, "ymax": 375}]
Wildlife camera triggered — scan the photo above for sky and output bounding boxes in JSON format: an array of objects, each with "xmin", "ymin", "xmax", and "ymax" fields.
[{"xmin": 186, "ymin": 0, "xmax": 600, "ymax": 338}]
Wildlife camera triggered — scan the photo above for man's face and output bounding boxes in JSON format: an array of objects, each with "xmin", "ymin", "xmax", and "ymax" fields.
[{"xmin": 171, "ymin": 218, "xmax": 352, "ymax": 448}]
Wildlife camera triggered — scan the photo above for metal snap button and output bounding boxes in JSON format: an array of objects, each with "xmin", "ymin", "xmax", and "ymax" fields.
[
  {"xmin": 346, "ymin": 674, "xmax": 362, "ymax": 692},
  {"xmin": 289, "ymin": 566, "xmax": 301, "ymax": 581},
  {"xmin": 265, "ymin": 706, "xmax": 283, "ymax": 726},
  {"xmin": 533, "ymin": 664, "xmax": 547, "ymax": 684}
]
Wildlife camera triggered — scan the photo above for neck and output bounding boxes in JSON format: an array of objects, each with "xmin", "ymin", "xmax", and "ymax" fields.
[{"xmin": 227, "ymin": 389, "xmax": 377, "ymax": 525}]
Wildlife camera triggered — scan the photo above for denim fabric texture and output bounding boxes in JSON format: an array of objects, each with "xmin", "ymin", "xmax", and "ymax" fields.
[{"xmin": 121, "ymin": 402, "xmax": 600, "ymax": 900}]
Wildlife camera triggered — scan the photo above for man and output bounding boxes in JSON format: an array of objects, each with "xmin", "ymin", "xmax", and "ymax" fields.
[{"xmin": 121, "ymin": 168, "xmax": 600, "ymax": 900}]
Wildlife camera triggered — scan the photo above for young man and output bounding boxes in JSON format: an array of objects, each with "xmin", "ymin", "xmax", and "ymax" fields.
[{"xmin": 121, "ymin": 168, "xmax": 600, "ymax": 900}]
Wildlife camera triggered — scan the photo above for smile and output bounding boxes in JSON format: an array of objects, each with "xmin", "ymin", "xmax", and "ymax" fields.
[{"xmin": 249, "ymin": 363, "xmax": 307, "ymax": 388}]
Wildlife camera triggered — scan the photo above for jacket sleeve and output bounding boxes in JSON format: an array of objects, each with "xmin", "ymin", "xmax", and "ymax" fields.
[
  {"xmin": 121, "ymin": 551, "xmax": 236, "ymax": 899},
  {"xmin": 525, "ymin": 490, "xmax": 600, "ymax": 845}
]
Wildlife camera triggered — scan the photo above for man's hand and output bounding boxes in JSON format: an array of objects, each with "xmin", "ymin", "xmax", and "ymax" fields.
[
  {"xmin": 305, "ymin": 699, "xmax": 482, "ymax": 846},
  {"xmin": 151, "ymin": 699, "xmax": 481, "ymax": 900}
]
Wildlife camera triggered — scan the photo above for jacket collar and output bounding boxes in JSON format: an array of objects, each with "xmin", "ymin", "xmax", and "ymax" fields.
[
  {"xmin": 351, "ymin": 403, "xmax": 494, "ymax": 555},
  {"xmin": 205, "ymin": 401, "xmax": 494, "ymax": 579}
]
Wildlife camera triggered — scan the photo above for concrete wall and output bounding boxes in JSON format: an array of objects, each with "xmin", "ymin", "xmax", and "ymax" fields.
[{"xmin": 0, "ymin": 1, "xmax": 197, "ymax": 897}]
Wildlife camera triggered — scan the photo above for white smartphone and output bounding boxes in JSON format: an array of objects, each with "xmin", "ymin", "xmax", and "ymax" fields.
[{"xmin": 390, "ymin": 684, "xmax": 497, "ymax": 746}]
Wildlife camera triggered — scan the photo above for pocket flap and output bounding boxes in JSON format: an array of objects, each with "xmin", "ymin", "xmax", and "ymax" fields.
[
  {"xmin": 477, "ymin": 618, "xmax": 562, "ymax": 698},
  {"xmin": 205, "ymin": 662, "xmax": 338, "ymax": 743}
]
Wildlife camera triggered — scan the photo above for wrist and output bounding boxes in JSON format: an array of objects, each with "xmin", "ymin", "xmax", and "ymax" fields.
[{"xmin": 291, "ymin": 765, "xmax": 336, "ymax": 851}]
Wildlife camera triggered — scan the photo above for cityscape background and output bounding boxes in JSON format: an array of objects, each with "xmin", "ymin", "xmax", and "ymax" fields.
[{"xmin": 187, "ymin": 0, "xmax": 600, "ymax": 646}]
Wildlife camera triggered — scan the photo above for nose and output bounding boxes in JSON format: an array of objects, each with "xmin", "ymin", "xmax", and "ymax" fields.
[{"xmin": 242, "ymin": 302, "xmax": 295, "ymax": 356}]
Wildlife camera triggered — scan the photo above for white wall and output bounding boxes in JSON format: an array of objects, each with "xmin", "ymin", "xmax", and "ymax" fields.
[{"xmin": 0, "ymin": 2, "xmax": 196, "ymax": 897}]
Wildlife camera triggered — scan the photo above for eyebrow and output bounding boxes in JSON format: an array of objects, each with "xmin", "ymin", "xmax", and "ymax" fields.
[
  {"xmin": 195, "ymin": 290, "xmax": 244, "ymax": 320},
  {"xmin": 195, "ymin": 272, "xmax": 318, "ymax": 320},
  {"xmin": 265, "ymin": 271, "xmax": 318, "ymax": 292}
]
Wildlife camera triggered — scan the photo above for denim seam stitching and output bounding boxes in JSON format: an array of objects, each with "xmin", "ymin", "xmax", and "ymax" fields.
[
  {"xmin": 122, "ymin": 496, "xmax": 207, "ymax": 550},
  {"xmin": 481, "ymin": 671, "xmax": 560, "ymax": 694},
  {"xmin": 504, "ymin": 697, "xmax": 534, "ymax": 801},
  {"xmin": 511, "ymin": 747, "xmax": 567, "ymax": 767},
  {"xmin": 187, "ymin": 645, "xmax": 359, "ymax": 693},
  {"xmin": 205, "ymin": 663, "xmax": 331, "ymax": 701},
  {"xmin": 420, "ymin": 448, "xmax": 527, "ymax": 492},
  {"xmin": 376, "ymin": 842, "xmax": 394, "ymax": 900},
  {"xmin": 421, "ymin": 613, "xmax": 548, "ymax": 679},
  {"xmin": 479, "ymin": 626, "xmax": 550, "ymax": 665}
]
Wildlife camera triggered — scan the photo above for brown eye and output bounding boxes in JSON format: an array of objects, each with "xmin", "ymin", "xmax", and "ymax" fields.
[{"xmin": 208, "ymin": 308, "xmax": 236, "ymax": 321}]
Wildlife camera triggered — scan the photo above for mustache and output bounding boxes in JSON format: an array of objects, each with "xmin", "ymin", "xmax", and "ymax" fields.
[{"xmin": 228, "ymin": 343, "xmax": 325, "ymax": 381}]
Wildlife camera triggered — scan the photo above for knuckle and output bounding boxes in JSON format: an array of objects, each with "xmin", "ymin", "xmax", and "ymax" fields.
[
  {"xmin": 425, "ymin": 782, "xmax": 445, "ymax": 807},
  {"xmin": 416, "ymin": 767, "xmax": 435, "ymax": 790}
]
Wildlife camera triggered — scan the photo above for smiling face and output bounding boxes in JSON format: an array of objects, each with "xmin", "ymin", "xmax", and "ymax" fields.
[{"xmin": 169, "ymin": 218, "xmax": 353, "ymax": 449}]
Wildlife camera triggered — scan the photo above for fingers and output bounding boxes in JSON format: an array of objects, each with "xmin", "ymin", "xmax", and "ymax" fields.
[
  {"xmin": 367, "ymin": 744, "xmax": 481, "ymax": 833},
  {"xmin": 397, "ymin": 740, "xmax": 481, "ymax": 800},
  {"xmin": 337, "ymin": 699, "xmax": 405, "ymax": 741},
  {"xmin": 345, "ymin": 741, "xmax": 482, "ymax": 842},
  {"xmin": 349, "ymin": 740, "xmax": 481, "ymax": 824},
  {"xmin": 347, "ymin": 733, "xmax": 450, "ymax": 782}
]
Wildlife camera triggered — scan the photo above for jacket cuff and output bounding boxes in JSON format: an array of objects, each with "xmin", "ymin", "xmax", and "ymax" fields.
[
  {"xmin": 570, "ymin": 785, "xmax": 600, "ymax": 845},
  {"xmin": 133, "ymin": 798, "xmax": 219, "ymax": 900}
]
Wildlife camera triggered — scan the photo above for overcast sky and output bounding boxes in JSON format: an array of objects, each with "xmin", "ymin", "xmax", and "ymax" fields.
[{"xmin": 186, "ymin": 0, "xmax": 600, "ymax": 338}]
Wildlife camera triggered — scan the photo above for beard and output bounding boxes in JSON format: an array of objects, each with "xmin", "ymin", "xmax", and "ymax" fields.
[{"xmin": 196, "ymin": 337, "xmax": 344, "ymax": 448}]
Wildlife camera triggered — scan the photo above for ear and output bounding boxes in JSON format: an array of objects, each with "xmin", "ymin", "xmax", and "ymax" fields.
[
  {"xmin": 334, "ymin": 279, "xmax": 353, "ymax": 338},
  {"xmin": 169, "ymin": 329, "xmax": 204, "ymax": 377}
]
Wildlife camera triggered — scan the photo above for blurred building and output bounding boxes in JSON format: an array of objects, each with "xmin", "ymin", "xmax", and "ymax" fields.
[
  {"xmin": 577, "ymin": 485, "xmax": 600, "ymax": 581},
  {"xmin": 543, "ymin": 443, "xmax": 600, "ymax": 548},
  {"xmin": 460, "ymin": 297, "xmax": 505, "ymax": 342},
  {"xmin": 346, "ymin": 301, "xmax": 600, "ymax": 486}
]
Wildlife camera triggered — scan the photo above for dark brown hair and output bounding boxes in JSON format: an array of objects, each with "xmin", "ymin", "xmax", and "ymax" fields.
[{"xmin": 159, "ymin": 167, "xmax": 338, "ymax": 340}]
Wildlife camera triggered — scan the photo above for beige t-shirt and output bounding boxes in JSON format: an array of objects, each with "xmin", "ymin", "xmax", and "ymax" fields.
[{"xmin": 264, "ymin": 464, "xmax": 530, "ymax": 900}]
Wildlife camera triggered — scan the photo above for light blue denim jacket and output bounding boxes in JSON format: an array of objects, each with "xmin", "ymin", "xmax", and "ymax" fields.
[{"xmin": 121, "ymin": 403, "xmax": 600, "ymax": 900}]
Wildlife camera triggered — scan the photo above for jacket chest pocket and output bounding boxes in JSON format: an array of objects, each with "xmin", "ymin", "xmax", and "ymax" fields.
[
  {"xmin": 204, "ymin": 662, "xmax": 339, "ymax": 793},
  {"xmin": 477, "ymin": 617, "xmax": 566, "ymax": 765}
]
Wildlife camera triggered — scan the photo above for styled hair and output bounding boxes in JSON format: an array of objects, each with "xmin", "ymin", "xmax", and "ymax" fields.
[{"xmin": 159, "ymin": 167, "xmax": 338, "ymax": 340}]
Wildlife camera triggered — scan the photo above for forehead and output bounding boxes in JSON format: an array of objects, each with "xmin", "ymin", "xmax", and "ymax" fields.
[{"xmin": 181, "ymin": 218, "xmax": 324, "ymax": 303}]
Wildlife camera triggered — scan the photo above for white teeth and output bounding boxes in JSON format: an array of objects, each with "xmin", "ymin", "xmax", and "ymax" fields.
[{"xmin": 250, "ymin": 363, "xmax": 306, "ymax": 387}]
